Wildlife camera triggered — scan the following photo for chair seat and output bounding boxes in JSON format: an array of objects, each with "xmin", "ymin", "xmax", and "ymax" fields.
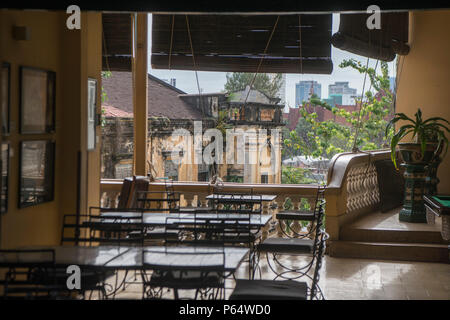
[
  {"xmin": 128, "ymin": 228, "xmax": 179, "ymax": 240},
  {"xmin": 49, "ymin": 269, "xmax": 113, "ymax": 289},
  {"xmin": 276, "ymin": 210, "xmax": 315, "ymax": 221},
  {"xmin": 257, "ymin": 237, "xmax": 314, "ymax": 254},
  {"xmin": 149, "ymin": 270, "xmax": 223, "ymax": 289},
  {"xmin": 230, "ymin": 279, "xmax": 307, "ymax": 300}
]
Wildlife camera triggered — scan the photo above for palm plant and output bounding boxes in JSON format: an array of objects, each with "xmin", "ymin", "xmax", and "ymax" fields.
[{"xmin": 385, "ymin": 108, "xmax": 449, "ymax": 169}]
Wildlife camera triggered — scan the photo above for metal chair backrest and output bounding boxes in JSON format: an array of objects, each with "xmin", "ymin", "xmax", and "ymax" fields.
[
  {"xmin": 60, "ymin": 214, "xmax": 91, "ymax": 246},
  {"xmin": 0, "ymin": 249, "xmax": 57, "ymax": 299},
  {"xmin": 310, "ymin": 187, "xmax": 326, "ymax": 256},
  {"xmin": 211, "ymin": 188, "xmax": 262, "ymax": 215},
  {"xmin": 309, "ymin": 230, "xmax": 328, "ymax": 300},
  {"xmin": 87, "ymin": 211, "xmax": 145, "ymax": 247},
  {"xmin": 135, "ymin": 190, "xmax": 181, "ymax": 213}
]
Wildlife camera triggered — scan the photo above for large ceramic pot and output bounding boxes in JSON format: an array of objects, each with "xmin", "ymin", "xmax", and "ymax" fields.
[
  {"xmin": 397, "ymin": 142, "xmax": 439, "ymax": 223},
  {"xmin": 425, "ymin": 140, "xmax": 444, "ymax": 195}
]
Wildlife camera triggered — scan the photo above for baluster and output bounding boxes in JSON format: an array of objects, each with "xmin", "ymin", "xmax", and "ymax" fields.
[
  {"xmin": 183, "ymin": 193, "xmax": 195, "ymax": 208},
  {"xmin": 275, "ymin": 196, "xmax": 287, "ymax": 237},
  {"xmin": 110, "ymin": 191, "xmax": 119, "ymax": 208},
  {"xmin": 261, "ymin": 199, "xmax": 271, "ymax": 241},
  {"xmin": 290, "ymin": 196, "xmax": 302, "ymax": 235},
  {"xmin": 198, "ymin": 193, "xmax": 208, "ymax": 208}
]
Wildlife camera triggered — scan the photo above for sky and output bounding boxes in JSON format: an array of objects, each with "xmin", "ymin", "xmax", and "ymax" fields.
[{"xmin": 147, "ymin": 14, "xmax": 397, "ymax": 111}]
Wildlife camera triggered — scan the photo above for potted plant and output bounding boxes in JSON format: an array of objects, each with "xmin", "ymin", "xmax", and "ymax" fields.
[{"xmin": 386, "ymin": 108, "xmax": 449, "ymax": 222}]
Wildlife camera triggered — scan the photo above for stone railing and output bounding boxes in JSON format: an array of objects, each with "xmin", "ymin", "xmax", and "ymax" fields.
[
  {"xmin": 100, "ymin": 149, "xmax": 391, "ymax": 241},
  {"xmin": 100, "ymin": 179, "xmax": 320, "ymax": 240},
  {"xmin": 325, "ymin": 149, "xmax": 391, "ymax": 240}
]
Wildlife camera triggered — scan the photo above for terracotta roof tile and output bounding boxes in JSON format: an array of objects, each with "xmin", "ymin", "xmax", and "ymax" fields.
[{"xmin": 101, "ymin": 71, "xmax": 203, "ymax": 119}]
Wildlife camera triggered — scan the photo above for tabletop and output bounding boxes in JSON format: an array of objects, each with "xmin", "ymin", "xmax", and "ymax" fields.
[
  {"xmin": 105, "ymin": 246, "xmax": 249, "ymax": 272},
  {"xmin": 206, "ymin": 194, "xmax": 277, "ymax": 202},
  {"xmin": 0, "ymin": 245, "xmax": 249, "ymax": 273},
  {"xmin": 0, "ymin": 246, "xmax": 129, "ymax": 268},
  {"xmin": 98, "ymin": 212, "xmax": 272, "ymax": 228}
]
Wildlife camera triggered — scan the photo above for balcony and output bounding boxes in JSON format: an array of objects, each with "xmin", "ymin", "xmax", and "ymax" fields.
[
  {"xmin": 100, "ymin": 148, "xmax": 450, "ymax": 299},
  {"xmin": 101, "ymin": 149, "xmax": 449, "ymax": 262},
  {"xmin": 1, "ymin": 6, "xmax": 449, "ymax": 302}
]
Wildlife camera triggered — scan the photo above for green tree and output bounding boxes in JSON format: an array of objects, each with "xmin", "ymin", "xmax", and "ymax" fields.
[
  {"xmin": 281, "ymin": 166, "xmax": 315, "ymax": 185},
  {"xmin": 284, "ymin": 59, "xmax": 394, "ymax": 159},
  {"xmin": 224, "ymin": 72, "xmax": 282, "ymax": 98}
]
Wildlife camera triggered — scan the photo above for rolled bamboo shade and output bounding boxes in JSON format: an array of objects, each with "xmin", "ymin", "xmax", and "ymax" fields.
[{"xmin": 331, "ymin": 12, "xmax": 409, "ymax": 61}]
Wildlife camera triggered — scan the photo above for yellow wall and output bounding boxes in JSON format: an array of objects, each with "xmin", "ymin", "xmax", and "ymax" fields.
[
  {"xmin": 396, "ymin": 10, "xmax": 450, "ymax": 194},
  {"xmin": 0, "ymin": 10, "xmax": 102, "ymax": 248}
]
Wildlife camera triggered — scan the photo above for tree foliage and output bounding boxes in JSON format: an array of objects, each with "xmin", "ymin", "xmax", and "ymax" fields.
[
  {"xmin": 281, "ymin": 166, "xmax": 316, "ymax": 184},
  {"xmin": 284, "ymin": 59, "xmax": 395, "ymax": 159},
  {"xmin": 224, "ymin": 72, "xmax": 283, "ymax": 98}
]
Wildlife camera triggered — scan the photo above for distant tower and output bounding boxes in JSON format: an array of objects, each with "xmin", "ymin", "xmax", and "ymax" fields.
[
  {"xmin": 295, "ymin": 80, "xmax": 321, "ymax": 107},
  {"xmin": 309, "ymin": 81, "xmax": 315, "ymax": 100}
]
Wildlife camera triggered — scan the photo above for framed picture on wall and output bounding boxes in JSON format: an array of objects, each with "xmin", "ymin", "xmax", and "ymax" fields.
[
  {"xmin": 1, "ymin": 62, "xmax": 10, "ymax": 135},
  {"xmin": 87, "ymin": 78, "xmax": 97, "ymax": 150},
  {"xmin": 1, "ymin": 143, "xmax": 9, "ymax": 214},
  {"xmin": 19, "ymin": 66, "xmax": 56, "ymax": 134},
  {"xmin": 19, "ymin": 140, "xmax": 55, "ymax": 208}
]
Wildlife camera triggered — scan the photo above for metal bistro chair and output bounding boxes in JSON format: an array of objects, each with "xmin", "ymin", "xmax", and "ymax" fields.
[
  {"xmin": 257, "ymin": 186, "xmax": 326, "ymax": 281},
  {"xmin": 141, "ymin": 212, "xmax": 227, "ymax": 300},
  {"xmin": 60, "ymin": 212, "xmax": 145, "ymax": 299},
  {"xmin": 60, "ymin": 213, "xmax": 112, "ymax": 299},
  {"xmin": 229, "ymin": 230, "xmax": 328, "ymax": 300},
  {"xmin": 0, "ymin": 249, "xmax": 64, "ymax": 300},
  {"xmin": 133, "ymin": 189, "xmax": 181, "ymax": 243},
  {"xmin": 210, "ymin": 189, "xmax": 263, "ymax": 279},
  {"xmin": 276, "ymin": 185, "xmax": 326, "ymax": 239},
  {"xmin": 89, "ymin": 209, "xmax": 145, "ymax": 299}
]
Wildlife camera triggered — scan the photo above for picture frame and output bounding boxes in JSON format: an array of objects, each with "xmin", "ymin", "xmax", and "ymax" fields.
[
  {"xmin": 87, "ymin": 78, "xmax": 97, "ymax": 150},
  {"xmin": 18, "ymin": 140, "xmax": 55, "ymax": 208},
  {"xmin": 19, "ymin": 66, "xmax": 56, "ymax": 134},
  {"xmin": 1, "ymin": 143, "xmax": 9, "ymax": 214},
  {"xmin": 1, "ymin": 62, "xmax": 10, "ymax": 135}
]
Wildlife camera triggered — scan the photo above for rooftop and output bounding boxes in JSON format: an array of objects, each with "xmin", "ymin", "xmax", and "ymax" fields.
[{"xmin": 102, "ymin": 71, "xmax": 203, "ymax": 119}]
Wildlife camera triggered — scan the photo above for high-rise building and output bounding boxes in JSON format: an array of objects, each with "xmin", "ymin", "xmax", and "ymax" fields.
[
  {"xmin": 328, "ymin": 81, "xmax": 357, "ymax": 96},
  {"xmin": 328, "ymin": 82, "xmax": 358, "ymax": 105},
  {"xmin": 389, "ymin": 77, "xmax": 396, "ymax": 93},
  {"xmin": 295, "ymin": 80, "xmax": 321, "ymax": 107}
]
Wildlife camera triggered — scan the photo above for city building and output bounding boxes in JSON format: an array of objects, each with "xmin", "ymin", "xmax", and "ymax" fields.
[
  {"xmin": 328, "ymin": 81, "xmax": 357, "ymax": 95},
  {"xmin": 101, "ymin": 72, "xmax": 284, "ymax": 184},
  {"xmin": 295, "ymin": 80, "xmax": 321, "ymax": 107},
  {"xmin": 390, "ymin": 76, "xmax": 396, "ymax": 93}
]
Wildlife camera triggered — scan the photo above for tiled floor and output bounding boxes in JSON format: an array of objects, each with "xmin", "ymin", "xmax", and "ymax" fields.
[{"xmin": 99, "ymin": 253, "xmax": 450, "ymax": 300}]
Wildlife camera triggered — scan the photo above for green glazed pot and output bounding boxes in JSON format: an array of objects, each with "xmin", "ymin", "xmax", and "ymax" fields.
[
  {"xmin": 397, "ymin": 143, "xmax": 439, "ymax": 223},
  {"xmin": 398, "ymin": 142, "xmax": 437, "ymax": 165}
]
